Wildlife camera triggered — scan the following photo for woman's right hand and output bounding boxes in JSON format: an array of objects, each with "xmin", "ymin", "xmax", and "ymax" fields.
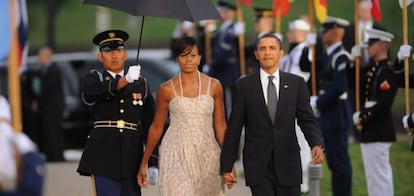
[{"xmin": 137, "ymin": 163, "xmax": 148, "ymax": 188}]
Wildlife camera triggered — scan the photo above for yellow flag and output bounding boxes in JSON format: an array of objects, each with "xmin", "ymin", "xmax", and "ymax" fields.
[{"xmin": 314, "ymin": 0, "xmax": 327, "ymax": 23}]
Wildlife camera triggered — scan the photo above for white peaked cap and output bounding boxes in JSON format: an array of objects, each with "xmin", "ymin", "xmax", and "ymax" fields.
[
  {"xmin": 289, "ymin": 19, "xmax": 310, "ymax": 31},
  {"xmin": 399, "ymin": 0, "xmax": 414, "ymax": 8},
  {"xmin": 365, "ymin": 28, "xmax": 394, "ymax": 43}
]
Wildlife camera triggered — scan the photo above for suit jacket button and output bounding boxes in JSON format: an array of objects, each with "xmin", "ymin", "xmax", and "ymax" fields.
[
  {"xmin": 119, "ymin": 129, "xmax": 123, "ymax": 133},
  {"xmin": 120, "ymin": 99, "xmax": 124, "ymax": 104},
  {"xmin": 120, "ymin": 109, "xmax": 124, "ymax": 113}
]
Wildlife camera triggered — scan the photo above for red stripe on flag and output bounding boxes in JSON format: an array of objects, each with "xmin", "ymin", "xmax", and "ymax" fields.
[
  {"xmin": 242, "ymin": 0, "xmax": 252, "ymax": 8},
  {"xmin": 370, "ymin": 0, "xmax": 382, "ymax": 22},
  {"xmin": 273, "ymin": 0, "xmax": 290, "ymax": 18}
]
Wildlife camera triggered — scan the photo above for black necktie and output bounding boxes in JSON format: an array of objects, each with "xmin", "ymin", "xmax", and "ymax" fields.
[
  {"xmin": 115, "ymin": 74, "xmax": 121, "ymax": 80},
  {"xmin": 267, "ymin": 75, "xmax": 277, "ymax": 123}
]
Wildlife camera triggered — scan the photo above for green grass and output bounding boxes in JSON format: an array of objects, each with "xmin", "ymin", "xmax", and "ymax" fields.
[{"xmin": 319, "ymin": 136, "xmax": 414, "ymax": 196}]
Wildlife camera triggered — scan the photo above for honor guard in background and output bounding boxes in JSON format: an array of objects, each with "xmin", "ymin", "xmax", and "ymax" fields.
[
  {"xmin": 210, "ymin": 0, "xmax": 244, "ymax": 118},
  {"xmin": 308, "ymin": 16, "xmax": 353, "ymax": 196},
  {"xmin": 343, "ymin": 0, "xmax": 386, "ymax": 65},
  {"xmin": 352, "ymin": 29, "xmax": 398, "ymax": 196},
  {"xmin": 245, "ymin": 7, "xmax": 274, "ymax": 74},
  {"xmin": 76, "ymin": 29, "xmax": 158, "ymax": 196},
  {"xmin": 279, "ymin": 18, "xmax": 312, "ymax": 194}
]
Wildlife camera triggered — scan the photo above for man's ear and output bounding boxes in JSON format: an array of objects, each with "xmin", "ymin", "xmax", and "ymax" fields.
[
  {"xmin": 97, "ymin": 53, "xmax": 103, "ymax": 62},
  {"xmin": 123, "ymin": 50, "xmax": 128, "ymax": 60}
]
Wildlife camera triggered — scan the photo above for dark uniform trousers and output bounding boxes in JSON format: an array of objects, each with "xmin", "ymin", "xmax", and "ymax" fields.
[{"xmin": 77, "ymin": 70, "xmax": 157, "ymax": 196}]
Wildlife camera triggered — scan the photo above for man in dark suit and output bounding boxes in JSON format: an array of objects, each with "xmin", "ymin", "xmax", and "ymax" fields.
[
  {"xmin": 352, "ymin": 28, "xmax": 398, "ymax": 196},
  {"xmin": 220, "ymin": 33, "xmax": 324, "ymax": 195},
  {"xmin": 76, "ymin": 29, "xmax": 158, "ymax": 196},
  {"xmin": 37, "ymin": 46, "xmax": 65, "ymax": 162}
]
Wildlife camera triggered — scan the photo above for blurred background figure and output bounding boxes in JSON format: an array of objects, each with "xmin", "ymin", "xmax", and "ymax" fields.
[
  {"xmin": 0, "ymin": 95, "xmax": 45, "ymax": 196},
  {"xmin": 245, "ymin": 7, "xmax": 274, "ymax": 74},
  {"xmin": 37, "ymin": 46, "xmax": 65, "ymax": 162},
  {"xmin": 169, "ymin": 20, "xmax": 195, "ymax": 59},
  {"xmin": 279, "ymin": 18, "xmax": 312, "ymax": 194},
  {"xmin": 308, "ymin": 16, "xmax": 353, "ymax": 196},
  {"xmin": 343, "ymin": 1, "xmax": 387, "ymax": 144},
  {"xmin": 209, "ymin": 0, "xmax": 244, "ymax": 118},
  {"xmin": 352, "ymin": 28, "xmax": 398, "ymax": 196},
  {"xmin": 343, "ymin": 0, "xmax": 386, "ymax": 66}
]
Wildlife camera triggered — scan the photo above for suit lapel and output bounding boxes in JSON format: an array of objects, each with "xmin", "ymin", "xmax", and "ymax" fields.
[
  {"xmin": 249, "ymin": 72, "xmax": 273, "ymax": 122},
  {"xmin": 275, "ymin": 72, "xmax": 288, "ymax": 123}
]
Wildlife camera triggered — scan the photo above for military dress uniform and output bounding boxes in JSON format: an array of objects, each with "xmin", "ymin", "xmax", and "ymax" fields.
[
  {"xmin": 76, "ymin": 30, "xmax": 157, "ymax": 196},
  {"xmin": 311, "ymin": 17, "xmax": 353, "ymax": 196},
  {"xmin": 354, "ymin": 29, "xmax": 398, "ymax": 196}
]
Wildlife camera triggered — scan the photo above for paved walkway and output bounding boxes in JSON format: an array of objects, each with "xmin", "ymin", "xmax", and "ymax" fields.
[{"xmin": 43, "ymin": 150, "xmax": 251, "ymax": 196}]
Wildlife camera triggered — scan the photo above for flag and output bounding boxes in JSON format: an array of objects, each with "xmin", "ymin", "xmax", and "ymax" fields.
[
  {"xmin": 314, "ymin": 0, "xmax": 328, "ymax": 23},
  {"xmin": 0, "ymin": 1, "xmax": 11, "ymax": 62},
  {"xmin": 370, "ymin": 0, "xmax": 381, "ymax": 22},
  {"xmin": 9, "ymin": 0, "xmax": 29, "ymax": 73},
  {"xmin": 273, "ymin": 0, "xmax": 290, "ymax": 18},
  {"xmin": 241, "ymin": 0, "xmax": 252, "ymax": 8}
]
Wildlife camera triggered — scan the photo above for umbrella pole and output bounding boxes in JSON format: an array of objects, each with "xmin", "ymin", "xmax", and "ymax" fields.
[{"xmin": 136, "ymin": 16, "xmax": 145, "ymax": 63}]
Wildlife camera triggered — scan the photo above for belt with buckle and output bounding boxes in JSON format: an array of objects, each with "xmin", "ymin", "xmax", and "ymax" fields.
[{"xmin": 94, "ymin": 120, "xmax": 138, "ymax": 131}]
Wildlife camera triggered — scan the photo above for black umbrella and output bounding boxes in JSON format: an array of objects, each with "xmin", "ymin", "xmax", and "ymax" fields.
[{"xmin": 81, "ymin": 0, "xmax": 222, "ymax": 62}]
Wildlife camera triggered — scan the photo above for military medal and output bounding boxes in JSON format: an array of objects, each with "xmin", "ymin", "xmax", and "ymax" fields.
[{"xmin": 132, "ymin": 93, "xmax": 143, "ymax": 106}]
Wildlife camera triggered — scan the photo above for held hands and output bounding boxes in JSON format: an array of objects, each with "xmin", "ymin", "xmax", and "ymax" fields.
[
  {"xmin": 125, "ymin": 65, "xmax": 141, "ymax": 83},
  {"xmin": 223, "ymin": 168, "xmax": 237, "ymax": 189},
  {"xmin": 397, "ymin": 45, "xmax": 412, "ymax": 61},
  {"xmin": 311, "ymin": 146, "xmax": 324, "ymax": 164}
]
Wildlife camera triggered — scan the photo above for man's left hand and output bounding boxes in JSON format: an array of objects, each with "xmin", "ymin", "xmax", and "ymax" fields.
[{"xmin": 311, "ymin": 146, "xmax": 324, "ymax": 164}]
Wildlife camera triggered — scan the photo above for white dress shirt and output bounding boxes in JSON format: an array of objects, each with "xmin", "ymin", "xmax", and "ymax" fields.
[{"xmin": 260, "ymin": 68, "xmax": 280, "ymax": 105}]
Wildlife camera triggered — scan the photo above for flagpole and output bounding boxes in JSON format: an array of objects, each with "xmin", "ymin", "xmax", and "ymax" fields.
[
  {"xmin": 308, "ymin": 0, "xmax": 317, "ymax": 96},
  {"xmin": 236, "ymin": 0, "xmax": 246, "ymax": 76},
  {"xmin": 275, "ymin": 6, "xmax": 281, "ymax": 34},
  {"xmin": 354, "ymin": 0, "xmax": 361, "ymax": 120},
  {"xmin": 402, "ymin": 0, "xmax": 412, "ymax": 135},
  {"xmin": 7, "ymin": 0, "xmax": 23, "ymax": 133}
]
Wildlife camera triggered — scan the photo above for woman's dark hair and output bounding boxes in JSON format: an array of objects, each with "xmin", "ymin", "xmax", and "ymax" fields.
[{"xmin": 172, "ymin": 36, "xmax": 200, "ymax": 58}]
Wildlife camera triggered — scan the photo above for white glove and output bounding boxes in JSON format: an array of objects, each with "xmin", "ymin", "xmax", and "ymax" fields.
[
  {"xmin": 233, "ymin": 22, "xmax": 245, "ymax": 35},
  {"xmin": 352, "ymin": 111, "xmax": 361, "ymax": 125},
  {"xmin": 181, "ymin": 21, "xmax": 194, "ymax": 31},
  {"xmin": 148, "ymin": 167, "xmax": 159, "ymax": 185},
  {"xmin": 125, "ymin": 65, "xmax": 141, "ymax": 83},
  {"xmin": 305, "ymin": 33, "xmax": 317, "ymax": 47},
  {"xmin": 397, "ymin": 45, "xmax": 412, "ymax": 61},
  {"xmin": 13, "ymin": 133, "xmax": 37, "ymax": 154},
  {"xmin": 274, "ymin": 33, "xmax": 283, "ymax": 43},
  {"xmin": 350, "ymin": 45, "xmax": 361, "ymax": 61},
  {"xmin": 310, "ymin": 96, "xmax": 319, "ymax": 115},
  {"xmin": 402, "ymin": 115, "xmax": 409, "ymax": 129}
]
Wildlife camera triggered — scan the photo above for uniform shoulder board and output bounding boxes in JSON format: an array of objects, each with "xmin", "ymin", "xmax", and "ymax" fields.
[
  {"xmin": 331, "ymin": 50, "xmax": 351, "ymax": 71},
  {"xmin": 89, "ymin": 69, "xmax": 104, "ymax": 82}
]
